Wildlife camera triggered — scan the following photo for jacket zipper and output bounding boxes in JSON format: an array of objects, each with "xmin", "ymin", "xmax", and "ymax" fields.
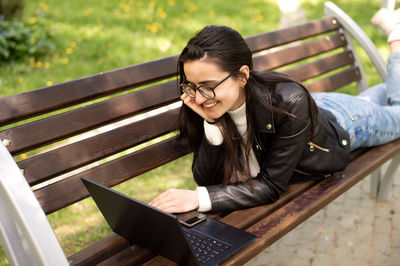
[
  {"xmin": 294, "ymin": 169, "xmax": 331, "ymax": 178},
  {"xmin": 308, "ymin": 141, "xmax": 330, "ymax": 152}
]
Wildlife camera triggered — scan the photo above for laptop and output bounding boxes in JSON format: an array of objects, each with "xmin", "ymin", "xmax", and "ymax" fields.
[{"xmin": 81, "ymin": 177, "xmax": 256, "ymax": 265}]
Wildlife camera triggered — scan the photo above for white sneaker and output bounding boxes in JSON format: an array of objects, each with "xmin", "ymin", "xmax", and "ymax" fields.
[{"xmin": 371, "ymin": 8, "xmax": 400, "ymax": 35}]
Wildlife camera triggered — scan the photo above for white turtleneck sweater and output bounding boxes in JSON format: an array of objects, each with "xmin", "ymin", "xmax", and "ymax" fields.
[{"xmin": 196, "ymin": 102, "xmax": 260, "ymax": 212}]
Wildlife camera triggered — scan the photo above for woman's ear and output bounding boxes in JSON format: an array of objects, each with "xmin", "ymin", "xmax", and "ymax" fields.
[{"xmin": 239, "ymin": 65, "xmax": 250, "ymax": 86}]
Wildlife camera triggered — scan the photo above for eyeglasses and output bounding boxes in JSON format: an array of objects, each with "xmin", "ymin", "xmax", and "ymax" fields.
[{"xmin": 179, "ymin": 72, "xmax": 233, "ymax": 99}]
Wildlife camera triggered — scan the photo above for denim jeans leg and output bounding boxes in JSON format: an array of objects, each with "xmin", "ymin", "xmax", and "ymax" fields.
[
  {"xmin": 387, "ymin": 52, "xmax": 400, "ymax": 105},
  {"xmin": 311, "ymin": 53, "xmax": 400, "ymax": 151},
  {"xmin": 357, "ymin": 83, "xmax": 387, "ymax": 105}
]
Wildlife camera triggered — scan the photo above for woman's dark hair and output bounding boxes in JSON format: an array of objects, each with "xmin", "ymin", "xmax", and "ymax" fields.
[{"xmin": 177, "ymin": 25, "xmax": 318, "ymax": 185}]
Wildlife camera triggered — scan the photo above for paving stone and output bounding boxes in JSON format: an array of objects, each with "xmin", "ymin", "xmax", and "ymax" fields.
[
  {"xmin": 346, "ymin": 184, "xmax": 362, "ymax": 200},
  {"xmin": 359, "ymin": 196, "xmax": 377, "ymax": 210},
  {"xmin": 357, "ymin": 207, "xmax": 375, "ymax": 224},
  {"xmin": 300, "ymin": 222, "xmax": 320, "ymax": 241},
  {"xmin": 315, "ymin": 237, "xmax": 335, "ymax": 254},
  {"xmin": 393, "ymin": 213, "xmax": 400, "ymax": 229},
  {"xmin": 352, "ymin": 242, "xmax": 371, "ymax": 260},
  {"xmin": 392, "ymin": 247, "xmax": 400, "ymax": 266},
  {"xmin": 373, "ymin": 234, "xmax": 391, "ymax": 254},
  {"xmin": 351, "ymin": 257, "xmax": 370, "ymax": 266},
  {"xmin": 281, "ymin": 229, "xmax": 300, "ymax": 246},
  {"xmin": 355, "ymin": 223, "xmax": 373, "ymax": 241},
  {"xmin": 275, "ymin": 246, "xmax": 295, "ymax": 266},
  {"xmin": 325, "ymin": 204, "xmax": 343, "ymax": 219},
  {"xmin": 376, "ymin": 203, "xmax": 393, "ymax": 218},
  {"xmin": 374, "ymin": 216, "xmax": 391, "ymax": 235},
  {"xmin": 339, "ymin": 214, "xmax": 360, "ymax": 230},
  {"xmin": 336, "ymin": 229, "xmax": 354, "ymax": 248},
  {"xmin": 311, "ymin": 253, "xmax": 331, "ymax": 266},
  {"xmin": 268, "ymin": 242, "xmax": 279, "ymax": 252},
  {"xmin": 319, "ymin": 224, "xmax": 338, "ymax": 238},
  {"xmin": 332, "ymin": 247, "xmax": 352, "ymax": 265},
  {"xmin": 308, "ymin": 211, "xmax": 324, "ymax": 224},
  {"xmin": 296, "ymin": 247, "xmax": 315, "ymax": 260},
  {"xmin": 393, "ymin": 229, "xmax": 400, "ymax": 248},
  {"xmin": 290, "ymin": 257, "xmax": 311, "ymax": 266},
  {"xmin": 245, "ymin": 247, "xmax": 275, "ymax": 266},
  {"xmin": 371, "ymin": 252, "xmax": 391, "ymax": 266}
]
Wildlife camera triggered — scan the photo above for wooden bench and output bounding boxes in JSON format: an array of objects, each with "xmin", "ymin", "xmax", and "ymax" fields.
[{"xmin": 1, "ymin": 2, "xmax": 399, "ymax": 265}]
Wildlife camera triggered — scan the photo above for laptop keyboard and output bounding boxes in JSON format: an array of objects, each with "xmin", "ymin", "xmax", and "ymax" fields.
[{"xmin": 185, "ymin": 231, "xmax": 231, "ymax": 264}]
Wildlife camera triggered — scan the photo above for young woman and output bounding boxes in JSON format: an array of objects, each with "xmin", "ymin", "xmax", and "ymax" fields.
[{"xmin": 150, "ymin": 9, "xmax": 400, "ymax": 214}]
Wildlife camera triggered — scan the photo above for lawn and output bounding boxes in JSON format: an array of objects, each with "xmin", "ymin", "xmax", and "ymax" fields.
[{"xmin": 0, "ymin": 0, "xmax": 389, "ymax": 264}]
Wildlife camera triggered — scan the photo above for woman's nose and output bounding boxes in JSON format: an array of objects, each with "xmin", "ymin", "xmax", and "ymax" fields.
[{"xmin": 194, "ymin": 90, "xmax": 207, "ymax": 105}]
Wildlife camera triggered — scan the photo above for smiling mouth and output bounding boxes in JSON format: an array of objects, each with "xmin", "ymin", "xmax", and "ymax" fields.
[{"xmin": 203, "ymin": 102, "xmax": 217, "ymax": 108}]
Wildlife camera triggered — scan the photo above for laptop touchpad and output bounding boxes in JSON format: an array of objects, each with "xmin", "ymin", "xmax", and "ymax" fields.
[{"xmin": 193, "ymin": 218, "xmax": 226, "ymax": 235}]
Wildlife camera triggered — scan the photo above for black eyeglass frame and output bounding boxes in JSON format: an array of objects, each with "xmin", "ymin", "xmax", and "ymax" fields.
[{"xmin": 179, "ymin": 72, "xmax": 234, "ymax": 99}]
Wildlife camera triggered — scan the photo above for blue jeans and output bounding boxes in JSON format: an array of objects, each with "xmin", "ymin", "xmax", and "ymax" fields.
[{"xmin": 312, "ymin": 53, "xmax": 400, "ymax": 151}]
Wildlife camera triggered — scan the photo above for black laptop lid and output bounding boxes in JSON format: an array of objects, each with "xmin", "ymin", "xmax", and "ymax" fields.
[{"xmin": 81, "ymin": 178, "xmax": 198, "ymax": 265}]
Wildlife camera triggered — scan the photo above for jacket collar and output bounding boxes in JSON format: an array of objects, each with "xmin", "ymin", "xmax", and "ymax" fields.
[{"xmin": 249, "ymin": 87, "xmax": 275, "ymax": 134}]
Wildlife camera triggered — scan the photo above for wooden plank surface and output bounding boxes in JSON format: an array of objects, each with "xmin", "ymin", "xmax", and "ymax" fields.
[
  {"xmin": 19, "ymin": 108, "xmax": 180, "ymax": 186},
  {"xmin": 0, "ymin": 56, "xmax": 179, "ymax": 126},
  {"xmin": 67, "ymin": 179, "xmax": 318, "ymax": 266},
  {"xmin": 68, "ymin": 234, "xmax": 129, "ymax": 266},
  {"xmin": 283, "ymin": 50, "xmax": 355, "ymax": 82},
  {"xmin": 35, "ymin": 137, "xmax": 191, "ymax": 214},
  {"xmin": 1, "ymin": 81, "xmax": 179, "ymax": 155},
  {"xmin": 0, "ymin": 18, "xmax": 338, "ymax": 127},
  {"xmin": 306, "ymin": 66, "xmax": 361, "ymax": 92},
  {"xmin": 253, "ymin": 32, "xmax": 347, "ymax": 71},
  {"xmin": 246, "ymin": 18, "xmax": 339, "ymax": 52}
]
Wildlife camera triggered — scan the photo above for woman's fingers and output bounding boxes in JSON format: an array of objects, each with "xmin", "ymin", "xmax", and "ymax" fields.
[{"xmin": 149, "ymin": 189, "xmax": 199, "ymax": 213}]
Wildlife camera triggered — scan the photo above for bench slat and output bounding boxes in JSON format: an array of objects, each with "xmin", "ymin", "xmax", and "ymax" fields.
[
  {"xmin": 253, "ymin": 32, "xmax": 347, "ymax": 71},
  {"xmin": 18, "ymin": 109, "xmax": 180, "ymax": 186},
  {"xmin": 0, "ymin": 81, "xmax": 179, "ymax": 155},
  {"xmin": 35, "ymin": 136, "xmax": 191, "ymax": 214},
  {"xmin": 307, "ymin": 66, "xmax": 361, "ymax": 92},
  {"xmin": 283, "ymin": 50, "xmax": 355, "ymax": 82},
  {"xmin": 0, "ymin": 56, "xmax": 179, "ymax": 126},
  {"xmin": 246, "ymin": 18, "xmax": 340, "ymax": 52},
  {"xmin": 68, "ymin": 179, "xmax": 317, "ymax": 266},
  {"xmin": 97, "ymin": 246, "xmax": 155, "ymax": 266},
  {"xmin": 67, "ymin": 234, "xmax": 130, "ymax": 266},
  {"xmin": 0, "ymin": 18, "xmax": 338, "ymax": 127}
]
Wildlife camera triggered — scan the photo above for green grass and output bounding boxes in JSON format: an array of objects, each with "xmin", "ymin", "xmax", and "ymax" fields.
[{"xmin": 0, "ymin": 0, "xmax": 389, "ymax": 264}]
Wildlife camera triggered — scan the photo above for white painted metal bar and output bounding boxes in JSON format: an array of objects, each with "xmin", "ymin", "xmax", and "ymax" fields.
[
  {"xmin": 0, "ymin": 142, "xmax": 69, "ymax": 266},
  {"xmin": 369, "ymin": 170, "xmax": 381, "ymax": 198},
  {"xmin": 377, "ymin": 153, "xmax": 400, "ymax": 201},
  {"xmin": 381, "ymin": 0, "xmax": 396, "ymax": 10},
  {"xmin": 324, "ymin": 2, "xmax": 387, "ymax": 83}
]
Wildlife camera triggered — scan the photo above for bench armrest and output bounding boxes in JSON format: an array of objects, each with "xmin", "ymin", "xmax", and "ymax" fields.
[
  {"xmin": 0, "ymin": 142, "xmax": 69, "ymax": 266},
  {"xmin": 324, "ymin": 1, "xmax": 387, "ymax": 83}
]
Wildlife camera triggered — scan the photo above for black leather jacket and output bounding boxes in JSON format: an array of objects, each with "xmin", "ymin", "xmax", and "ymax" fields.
[{"xmin": 192, "ymin": 82, "xmax": 350, "ymax": 213}]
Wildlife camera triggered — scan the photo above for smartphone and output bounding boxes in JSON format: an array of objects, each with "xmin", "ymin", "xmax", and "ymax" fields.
[{"xmin": 177, "ymin": 211, "xmax": 207, "ymax": 227}]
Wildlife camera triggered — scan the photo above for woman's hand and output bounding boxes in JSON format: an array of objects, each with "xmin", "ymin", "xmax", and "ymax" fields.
[
  {"xmin": 149, "ymin": 188, "xmax": 199, "ymax": 213},
  {"xmin": 181, "ymin": 94, "xmax": 216, "ymax": 123}
]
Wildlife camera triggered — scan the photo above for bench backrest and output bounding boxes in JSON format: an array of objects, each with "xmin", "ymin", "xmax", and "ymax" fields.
[{"xmin": 0, "ymin": 17, "xmax": 361, "ymax": 216}]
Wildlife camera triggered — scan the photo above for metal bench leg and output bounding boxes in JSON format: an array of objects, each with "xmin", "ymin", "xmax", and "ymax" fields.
[
  {"xmin": 381, "ymin": 0, "xmax": 396, "ymax": 10},
  {"xmin": 377, "ymin": 154, "xmax": 400, "ymax": 201},
  {"xmin": 370, "ymin": 169, "xmax": 381, "ymax": 198}
]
